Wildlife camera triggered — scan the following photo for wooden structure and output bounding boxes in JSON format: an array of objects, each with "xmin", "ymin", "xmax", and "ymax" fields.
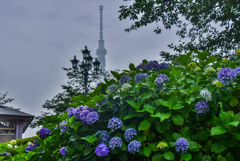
[{"xmin": 0, "ymin": 105, "xmax": 34, "ymax": 142}]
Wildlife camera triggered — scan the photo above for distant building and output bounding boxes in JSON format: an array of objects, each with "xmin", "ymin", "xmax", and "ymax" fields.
[
  {"xmin": 0, "ymin": 105, "xmax": 34, "ymax": 142},
  {"xmin": 96, "ymin": 5, "xmax": 107, "ymax": 70}
]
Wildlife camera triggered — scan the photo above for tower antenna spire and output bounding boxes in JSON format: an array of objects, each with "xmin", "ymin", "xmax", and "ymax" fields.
[{"xmin": 99, "ymin": 5, "xmax": 103, "ymax": 40}]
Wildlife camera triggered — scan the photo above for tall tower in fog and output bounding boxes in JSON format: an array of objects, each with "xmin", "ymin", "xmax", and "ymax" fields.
[{"xmin": 96, "ymin": 5, "xmax": 107, "ymax": 70}]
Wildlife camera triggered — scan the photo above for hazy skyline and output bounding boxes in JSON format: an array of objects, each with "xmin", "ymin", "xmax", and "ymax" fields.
[{"xmin": 0, "ymin": 0, "xmax": 178, "ymax": 137}]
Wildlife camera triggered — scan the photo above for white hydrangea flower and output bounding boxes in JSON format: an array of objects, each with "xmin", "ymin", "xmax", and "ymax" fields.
[
  {"xmin": 8, "ymin": 144, "xmax": 13, "ymax": 148},
  {"xmin": 200, "ymin": 89, "xmax": 212, "ymax": 101},
  {"xmin": 121, "ymin": 83, "xmax": 132, "ymax": 92},
  {"xmin": 10, "ymin": 140, "xmax": 17, "ymax": 145}
]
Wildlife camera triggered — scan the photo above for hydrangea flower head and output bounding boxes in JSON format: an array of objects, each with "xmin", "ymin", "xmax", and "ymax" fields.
[
  {"xmin": 95, "ymin": 144, "xmax": 110, "ymax": 157},
  {"xmin": 128, "ymin": 140, "xmax": 141, "ymax": 154},
  {"xmin": 109, "ymin": 137, "xmax": 123, "ymax": 151},
  {"xmin": 174, "ymin": 138, "xmax": 189, "ymax": 153},
  {"xmin": 155, "ymin": 74, "xmax": 169, "ymax": 88},
  {"xmin": 213, "ymin": 80, "xmax": 224, "ymax": 88},
  {"xmin": 60, "ymin": 147, "xmax": 67, "ymax": 155},
  {"xmin": 157, "ymin": 141, "xmax": 168, "ymax": 149},
  {"xmin": 86, "ymin": 111, "xmax": 99, "ymax": 125},
  {"xmin": 200, "ymin": 89, "xmax": 212, "ymax": 101},
  {"xmin": 8, "ymin": 144, "xmax": 13, "ymax": 148},
  {"xmin": 158, "ymin": 63, "xmax": 170, "ymax": 69},
  {"xmin": 60, "ymin": 120, "xmax": 68, "ymax": 132},
  {"xmin": 10, "ymin": 140, "xmax": 17, "ymax": 146},
  {"xmin": 205, "ymin": 67, "xmax": 216, "ymax": 73},
  {"xmin": 67, "ymin": 108, "xmax": 76, "ymax": 118},
  {"xmin": 0, "ymin": 152, "xmax": 11, "ymax": 156},
  {"xmin": 134, "ymin": 73, "xmax": 148, "ymax": 83},
  {"xmin": 217, "ymin": 67, "xmax": 236, "ymax": 85},
  {"xmin": 39, "ymin": 128, "xmax": 51, "ymax": 139},
  {"xmin": 121, "ymin": 83, "xmax": 132, "ymax": 92},
  {"xmin": 95, "ymin": 130, "xmax": 111, "ymax": 144},
  {"xmin": 107, "ymin": 117, "xmax": 122, "ymax": 131},
  {"xmin": 136, "ymin": 63, "xmax": 148, "ymax": 71},
  {"xmin": 222, "ymin": 58, "xmax": 229, "ymax": 63},
  {"xmin": 119, "ymin": 75, "xmax": 132, "ymax": 85},
  {"xmin": 107, "ymin": 84, "xmax": 118, "ymax": 94},
  {"xmin": 188, "ymin": 62, "xmax": 197, "ymax": 68},
  {"xmin": 146, "ymin": 61, "xmax": 160, "ymax": 71},
  {"xmin": 33, "ymin": 140, "xmax": 39, "ymax": 147},
  {"xmin": 25, "ymin": 144, "xmax": 35, "ymax": 151},
  {"xmin": 195, "ymin": 101, "xmax": 209, "ymax": 114},
  {"xmin": 124, "ymin": 128, "xmax": 137, "ymax": 141},
  {"xmin": 235, "ymin": 67, "xmax": 240, "ymax": 75},
  {"xmin": 194, "ymin": 67, "xmax": 202, "ymax": 72}
]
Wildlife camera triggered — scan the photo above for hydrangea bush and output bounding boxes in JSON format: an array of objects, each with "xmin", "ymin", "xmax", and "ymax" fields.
[{"xmin": 5, "ymin": 50, "xmax": 240, "ymax": 160}]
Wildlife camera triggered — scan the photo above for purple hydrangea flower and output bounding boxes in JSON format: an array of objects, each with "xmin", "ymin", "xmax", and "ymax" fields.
[
  {"xmin": 127, "ymin": 140, "xmax": 141, "ymax": 154},
  {"xmin": 107, "ymin": 117, "xmax": 122, "ymax": 131},
  {"xmin": 174, "ymin": 138, "xmax": 189, "ymax": 153},
  {"xmin": 217, "ymin": 68, "xmax": 236, "ymax": 85},
  {"xmin": 25, "ymin": 144, "xmax": 35, "ymax": 151},
  {"xmin": 124, "ymin": 128, "xmax": 137, "ymax": 141},
  {"xmin": 95, "ymin": 130, "xmax": 111, "ymax": 144},
  {"xmin": 86, "ymin": 111, "xmax": 99, "ymax": 125},
  {"xmin": 134, "ymin": 73, "xmax": 148, "ymax": 83},
  {"xmin": 109, "ymin": 137, "xmax": 123, "ymax": 150},
  {"xmin": 67, "ymin": 108, "xmax": 76, "ymax": 118},
  {"xmin": 33, "ymin": 140, "xmax": 39, "ymax": 147},
  {"xmin": 60, "ymin": 120, "xmax": 68, "ymax": 132},
  {"xmin": 155, "ymin": 74, "xmax": 169, "ymax": 88},
  {"xmin": 158, "ymin": 63, "xmax": 170, "ymax": 69},
  {"xmin": 60, "ymin": 147, "xmax": 67, "ymax": 155},
  {"xmin": 195, "ymin": 101, "xmax": 209, "ymax": 114},
  {"xmin": 136, "ymin": 63, "xmax": 148, "ymax": 70},
  {"xmin": 235, "ymin": 67, "xmax": 240, "ymax": 75},
  {"xmin": 107, "ymin": 84, "xmax": 118, "ymax": 94},
  {"xmin": 146, "ymin": 61, "xmax": 160, "ymax": 71},
  {"xmin": 95, "ymin": 144, "xmax": 110, "ymax": 157},
  {"xmin": 39, "ymin": 128, "xmax": 51, "ymax": 139},
  {"xmin": 0, "ymin": 152, "xmax": 11, "ymax": 156},
  {"xmin": 78, "ymin": 110, "xmax": 90, "ymax": 121},
  {"xmin": 119, "ymin": 75, "xmax": 132, "ymax": 85}
]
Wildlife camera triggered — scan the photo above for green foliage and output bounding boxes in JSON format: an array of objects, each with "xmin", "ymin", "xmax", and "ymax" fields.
[
  {"xmin": 0, "ymin": 92, "xmax": 14, "ymax": 105},
  {"xmin": 118, "ymin": 0, "xmax": 240, "ymax": 57},
  {"xmin": 11, "ymin": 49, "xmax": 240, "ymax": 160}
]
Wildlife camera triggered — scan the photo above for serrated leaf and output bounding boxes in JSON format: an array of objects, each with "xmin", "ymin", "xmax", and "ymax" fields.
[
  {"xmin": 129, "ymin": 63, "xmax": 136, "ymax": 70},
  {"xmin": 70, "ymin": 135, "xmax": 79, "ymax": 141},
  {"xmin": 163, "ymin": 151, "xmax": 174, "ymax": 160},
  {"xmin": 210, "ymin": 126, "xmax": 228, "ymax": 135},
  {"xmin": 171, "ymin": 103, "xmax": 184, "ymax": 110},
  {"xmin": 211, "ymin": 142, "xmax": 227, "ymax": 153},
  {"xmin": 138, "ymin": 120, "xmax": 151, "ymax": 131},
  {"xmin": 227, "ymin": 121, "xmax": 239, "ymax": 127},
  {"xmin": 158, "ymin": 99, "xmax": 168, "ymax": 107},
  {"xmin": 172, "ymin": 115, "xmax": 184, "ymax": 125},
  {"xmin": 173, "ymin": 133, "xmax": 181, "ymax": 140},
  {"xmin": 189, "ymin": 141, "xmax": 202, "ymax": 152}
]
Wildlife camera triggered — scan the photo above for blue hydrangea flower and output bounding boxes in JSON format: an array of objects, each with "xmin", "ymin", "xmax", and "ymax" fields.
[
  {"xmin": 155, "ymin": 74, "xmax": 169, "ymax": 88},
  {"xmin": 0, "ymin": 152, "xmax": 11, "ymax": 156},
  {"xmin": 134, "ymin": 73, "xmax": 148, "ymax": 83},
  {"xmin": 107, "ymin": 117, "xmax": 122, "ymax": 131},
  {"xmin": 109, "ymin": 137, "xmax": 123, "ymax": 151},
  {"xmin": 95, "ymin": 130, "xmax": 111, "ymax": 144},
  {"xmin": 60, "ymin": 120, "xmax": 68, "ymax": 132},
  {"xmin": 86, "ymin": 111, "xmax": 99, "ymax": 125},
  {"xmin": 33, "ymin": 140, "xmax": 39, "ymax": 147},
  {"xmin": 124, "ymin": 128, "xmax": 137, "ymax": 141},
  {"xmin": 217, "ymin": 67, "xmax": 236, "ymax": 85},
  {"xmin": 39, "ymin": 128, "xmax": 51, "ymax": 139},
  {"xmin": 107, "ymin": 84, "xmax": 118, "ymax": 94},
  {"xmin": 195, "ymin": 101, "xmax": 209, "ymax": 114},
  {"xmin": 95, "ymin": 144, "xmax": 110, "ymax": 157},
  {"xmin": 67, "ymin": 108, "xmax": 76, "ymax": 118},
  {"xmin": 235, "ymin": 67, "xmax": 240, "ymax": 75},
  {"xmin": 25, "ymin": 144, "xmax": 35, "ymax": 151},
  {"xmin": 136, "ymin": 63, "xmax": 148, "ymax": 70},
  {"xmin": 146, "ymin": 61, "xmax": 160, "ymax": 71},
  {"xmin": 119, "ymin": 75, "xmax": 132, "ymax": 85},
  {"xmin": 60, "ymin": 147, "xmax": 67, "ymax": 155},
  {"xmin": 174, "ymin": 138, "xmax": 189, "ymax": 153},
  {"xmin": 200, "ymin": 89, "xmax": 212, "ymax": 101},
  {"xmin": 158, "ymin": 63, "xmax": 170, "ymax": 69},
  {"xmin": 127, "ymin": 140, "xmax": 141, "ymax": 154}
]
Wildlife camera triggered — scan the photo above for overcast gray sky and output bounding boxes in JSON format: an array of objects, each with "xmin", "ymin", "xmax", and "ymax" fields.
[{"xmin": 0, "ymin": 0, "xmax": 178, "ymax": 138}]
